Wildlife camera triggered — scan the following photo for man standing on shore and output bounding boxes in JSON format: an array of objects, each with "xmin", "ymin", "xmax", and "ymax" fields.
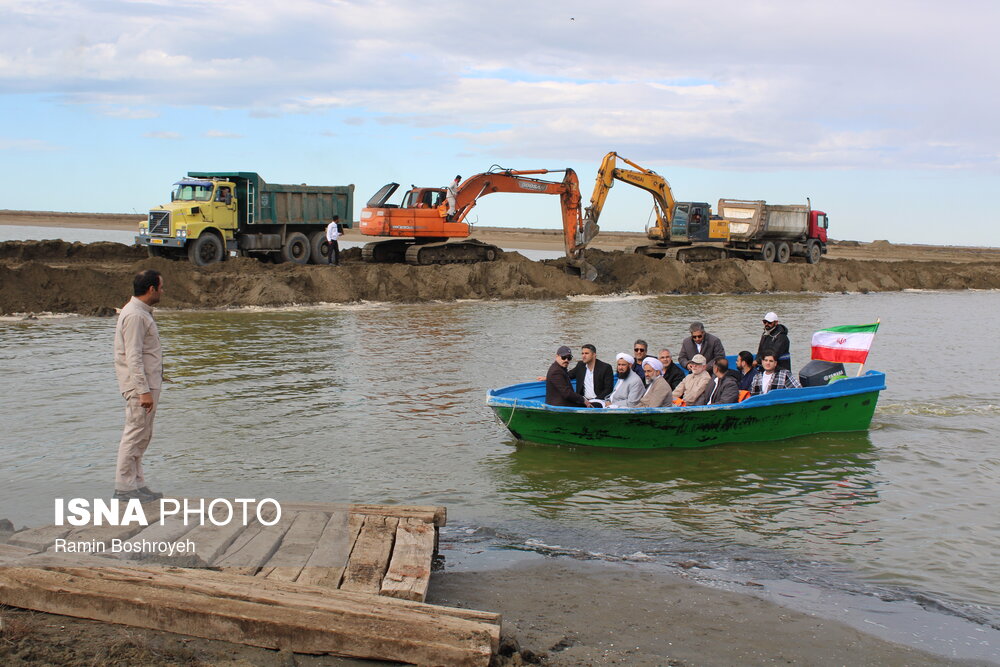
[
  {"xmin": 113, "ymin": 269, "xmax": 166, "ymax": 502},
  {"xmin": 325, "ymin": 215, "xmax": 342, "ymax": 266}
]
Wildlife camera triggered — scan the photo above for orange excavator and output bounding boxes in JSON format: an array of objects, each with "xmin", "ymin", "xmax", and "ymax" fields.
[{"xmin": 358, "ymin": 167, "xmax": 598, "ymax": 279}]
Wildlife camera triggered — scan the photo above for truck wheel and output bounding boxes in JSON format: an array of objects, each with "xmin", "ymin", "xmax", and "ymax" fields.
[
  {"xmin": 807, "ymin": 241, "xmax": 822, "ymax": 264},
  {"xmin": 776, "ymin": 242, "xmax": 791, "ymax": 264},
  {"xmin": 760, "ymin": 241, "xmax": 776, "ymax": 262},
  {"xmin": 281, "ymin": 232, "xmax": 310, "ymax": 264},
  {"xmin": 308, "ymin": 231, "xmax": 328, "ymax": 265},
  {"xmin": 188, "ymin": 233, "xmax": 224, "ymax": 266}
]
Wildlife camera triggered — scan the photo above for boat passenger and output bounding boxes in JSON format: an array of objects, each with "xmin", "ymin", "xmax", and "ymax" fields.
[
  {"xmin": 678, "ymin": 322, "xmax": 726, "ymax": 371},
  {"xmin": 736, "ymin": 350, "xmax": 759, "ymax": 392},
  {"xmin": 545, "ymin": 345, "xmax": 594, "ymax": 408},
  {"xmin": 749, "ymin": 352, "xmax": 802, "ymax": 396},
  {"xmin": 607, "ymin": 353, "xmax": 645, "ymax": 408},
  {"xmin": 569, "ymin": 344, "xmax": 614, "ymax": 403},
  {"xmin": 638, "ymin": 357, "xmax": 672, "ymax": 408},
  {"xmin": 695, "ymin": 358, "xmax": 740, "ymax": 405},
  {"xmin": 657, "ymin": 348, "xmax": 685, "ymax": 390},
  {"xmin": 672, "ymin": 354, "xmax": 711, "ymax": 405},
  {"xmin": 632, "ymin": 339, "xmax": 649, "ymax": 387},
  {"xmin": 755, "ymin": 312, "xmax": 791, "ymax": 371}
]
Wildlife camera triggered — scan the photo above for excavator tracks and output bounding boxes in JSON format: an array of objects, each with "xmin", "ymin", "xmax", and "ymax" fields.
[
  {"xmin": 362, "ymin": 239, "xmax": 501, "ymax": 265},
  {"xmin": 633, "ymin": 245, "xmax": 729, "ymax": 263}
]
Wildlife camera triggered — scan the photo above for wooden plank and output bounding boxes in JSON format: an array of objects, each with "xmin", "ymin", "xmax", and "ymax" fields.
[
  {"xmin": 114, "ymin": 513, "xmax": 197, "ymax": 561},
  {"xmin": 214, "ymin": 504, "xmax": 289, "ymax": 574},
  {"xmin": 339, "ymin": 515, "xmax": 398, "ymax": 594},
  {"xmin": 60, "ymin": 500, "xmax": 164, "ymax": 549},
  {"xmin": 380, "ymin": 517, "xmax": 436, "ymax": 602},
  {"xmin": 0, "ymin": 565, "xmax": 496, "ymax": 666},
  {"xmin": 296, "ymin": 511, "xmax": 360, "ymax": 588},
  {"xmin": 259, "ymin": 511, "xmax": 329, "ymax": 582},
  {"xmin": 7, "ymin": 525, "xmax": 71, "ymax": 551},
  {"xmin": 279, "ymin": 502, "xmax": 446, "ymax": 527},
  {"xmin": 0, "ymin": 543, "xmax": 37, "ymax": 562},
  {"xmin": 163, "ymin": 502, "xmax": 252, "ymax": 567}
]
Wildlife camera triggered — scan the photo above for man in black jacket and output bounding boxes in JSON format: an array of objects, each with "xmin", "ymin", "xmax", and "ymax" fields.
[
  {"xmin": 755, "ymin": 312, "xmax": 791, "ymax": 371},
  {"xmin": 569, "ymin": 344, "xmax": 614, "ymax": 402},
  {"xmin": 657, "ymin": 348, "xmax": 686, "ymax": 390},
  {"xmin": 678, "ymin": 322, "xmax": 726, "ymax": 371},
  {"xmin": 545, "ymin": 345, "xmax": 591, "ymax": 407}
]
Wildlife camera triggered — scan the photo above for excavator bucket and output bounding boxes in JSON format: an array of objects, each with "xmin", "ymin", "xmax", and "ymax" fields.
[{"xmin": 567, "ymin": 255, "xmax": 598, "ymax": 281}]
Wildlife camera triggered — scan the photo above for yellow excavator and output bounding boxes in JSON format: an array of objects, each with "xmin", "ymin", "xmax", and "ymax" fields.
[{"xmin": 583, "ymin": 152, "xmax": 730, "ymax": 261}]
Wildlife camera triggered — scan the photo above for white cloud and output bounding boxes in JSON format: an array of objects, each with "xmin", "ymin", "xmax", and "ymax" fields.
[
  {"xmin": 204, "ymin": 129, "xmax": 243, "ymax": 138},
  {"xmin": 1, "ymin": 0, "xmax": 998, "ymax": 170}
]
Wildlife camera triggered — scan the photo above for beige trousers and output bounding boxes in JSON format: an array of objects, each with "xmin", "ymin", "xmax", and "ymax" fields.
[{"xmin": 115, "ymin": 388, "xmax": 160, "ymax": 492}]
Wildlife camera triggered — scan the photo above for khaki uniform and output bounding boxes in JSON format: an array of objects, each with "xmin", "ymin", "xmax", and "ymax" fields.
[{"xmin": 113, "ymin": 296, "xmax": 162, "ymax": 492}]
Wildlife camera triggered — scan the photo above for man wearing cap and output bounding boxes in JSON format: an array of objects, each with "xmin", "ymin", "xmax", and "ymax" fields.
[
  {"xmin": 672, "ymin": 354, "xmax": 711, "ymax": 405},
  {"xmin": 607, "ymin": 353, "xmax": 645, "ymax": 408},
  {"xmin": 545, "ymin": 345, "xmax": 592, "ymax": 407},
  {"xmin": 569, "ymin": 344, "xmax": 615, "ymax": 403},
  {"xmin": 756, "ymin": 312, "xmax": 791, "ymax": 372},
  {"xmin": 638, "ymin": 357, "xmax": 672, "ymax": 408},
  {"xmin": 678, "ymin": 322, "xmax": 726, "ymax": 371}
]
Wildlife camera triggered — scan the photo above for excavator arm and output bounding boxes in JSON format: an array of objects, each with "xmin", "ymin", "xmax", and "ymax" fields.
[
  {"xmin": 453, "ymin": 168, "xmax": 598, "ymax": 279},
  {"xmin": 583, "ymin": 152, "xmax": 678, "ymax": 243}
]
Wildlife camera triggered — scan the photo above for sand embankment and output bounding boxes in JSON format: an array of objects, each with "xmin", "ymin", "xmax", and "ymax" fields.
[{"xmin": 1, "ymin": 239, "xmax": 999, "ymax": 316}]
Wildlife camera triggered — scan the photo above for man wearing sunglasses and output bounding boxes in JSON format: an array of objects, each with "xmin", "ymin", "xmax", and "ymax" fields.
[
  {"xmin": 632, "ymin": 339, "xmax": 650, "ymax": 386},
  {"xmin": 678, "ymin": 322, "xmax": 726, "ymax": 372},
  {"xmin": 545, "ymin": 345, "xmax": 593, "ymax": 408}
]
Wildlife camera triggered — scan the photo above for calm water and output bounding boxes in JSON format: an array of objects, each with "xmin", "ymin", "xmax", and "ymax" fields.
[{"xmin": 2, "ymin": 290, "xmax": 999, "ymax": 634}]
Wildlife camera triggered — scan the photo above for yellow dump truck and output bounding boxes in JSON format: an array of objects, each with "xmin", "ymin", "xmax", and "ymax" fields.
[{"xmin": 137, "ymin": 172, "xmax": 354, "ymax": 266}]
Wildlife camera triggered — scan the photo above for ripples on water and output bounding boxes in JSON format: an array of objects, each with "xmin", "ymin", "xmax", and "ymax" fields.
[{"xmin": 1, "ymin": 291, "xmax": 999, "ymax": 626}]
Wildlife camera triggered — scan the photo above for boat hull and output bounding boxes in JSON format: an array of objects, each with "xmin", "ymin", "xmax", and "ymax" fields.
[{"xmin": 488, "ymin": 372, "xmax": 885, "ymax": 449}]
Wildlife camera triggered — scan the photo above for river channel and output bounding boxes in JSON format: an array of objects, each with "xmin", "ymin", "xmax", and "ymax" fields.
[{"xmin": 2, "ymin": 288, "xmax": 999, "ymax": 639}]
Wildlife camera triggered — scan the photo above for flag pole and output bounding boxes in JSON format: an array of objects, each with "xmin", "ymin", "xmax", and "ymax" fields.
[{"xmin": 856, "ymin": 318, "xmax": 880, "ymax": 376}]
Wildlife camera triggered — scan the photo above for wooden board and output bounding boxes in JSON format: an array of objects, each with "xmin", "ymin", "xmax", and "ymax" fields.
[
  {"xmin": 258, "ymin": 511, "xmax": 329, "ymax": 582},
  {"xmin": 380, "ymin": 517, "xmax": 436, "ymax": 602},
  {"xmin": 0, "ymin": 564, "xmax": 495, "ymax": 666},
  {"xmin": 279, "ymin": 502, "xmax": 446, "ymax": 527},
  {"xmin": 296, "ymin": 511, "xmax": 361, "ymax": 588},
  {"xmin": 339, "ymin": 515, "xmax": 398, "ymax": 594}
]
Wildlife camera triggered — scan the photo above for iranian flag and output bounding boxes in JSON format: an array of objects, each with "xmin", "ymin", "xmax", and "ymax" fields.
[{"xmin": 811, "ymin": 323, "xmax": 880, "ymax": 364}]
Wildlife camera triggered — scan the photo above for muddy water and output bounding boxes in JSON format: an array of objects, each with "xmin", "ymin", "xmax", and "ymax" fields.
[{"xmin": 2, "ymin": 290, "xmax": 999, "ymax": 629}]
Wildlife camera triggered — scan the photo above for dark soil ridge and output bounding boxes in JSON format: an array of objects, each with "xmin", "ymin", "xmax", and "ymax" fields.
[{"xmin": 1, "ymin": 240, "xmax": 998, "ymax": 316}]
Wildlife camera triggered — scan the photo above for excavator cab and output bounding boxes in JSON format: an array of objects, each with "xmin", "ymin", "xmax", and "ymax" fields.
[
  {"xmin": 671, "ymin": 202, "xmax": 718, "ymax": 242},
  {"xmin": 402, "ymin": 188, "xmax": 446, "ymax": 209}
]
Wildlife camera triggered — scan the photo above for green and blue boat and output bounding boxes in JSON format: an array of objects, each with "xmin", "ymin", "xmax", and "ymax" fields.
[{"xmin": 487, "ymin": 370, "xmax": 885, "ymax": 449}]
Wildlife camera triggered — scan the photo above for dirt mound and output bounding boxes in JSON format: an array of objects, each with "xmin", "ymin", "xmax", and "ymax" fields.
[
  {"xmin": 2, "ymin": 241, "xmax": 1000, "ymax": 315},
  {"xmin": 0, "ymin": 240, "xmax": 147, "ymax": 262}
]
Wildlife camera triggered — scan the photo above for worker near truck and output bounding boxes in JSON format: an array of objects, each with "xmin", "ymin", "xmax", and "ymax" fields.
[
  {"xmin": 755, "ymin": 312, "xmax": 791, "ymax": 371},
  {"xmin": 113, "ymin": 269, "xmax": 166, "ymax": 503},
  {"xmin": 325, "ymin": 215, "xmax": 343, "ymax": 266}
]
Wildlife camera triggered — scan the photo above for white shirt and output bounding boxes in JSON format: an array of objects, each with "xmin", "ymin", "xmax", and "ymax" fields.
[
  {"xmin": 583, "ymin": 366, "xmax": 595, "ymax": 400},
  {"xmin": 325, "ymin": 221, "xmax": 342, "ymax": 243},
  {"xmin": 759, "ymin": 371, "xmax": 775, "ymax": 394}
]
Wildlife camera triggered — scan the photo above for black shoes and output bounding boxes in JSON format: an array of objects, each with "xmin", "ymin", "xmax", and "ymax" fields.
[
  {"xmin": 113, "ymin": 489, "xmax": 142, "ymax": 501},
  {"xmin": 137, "ymin": 487, "xmax": 164, "ymax": 502}
]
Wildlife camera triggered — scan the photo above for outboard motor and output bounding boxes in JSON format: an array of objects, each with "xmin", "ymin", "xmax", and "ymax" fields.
[{"xmin": 798, "ymin": 359, "xmax": 847, "ymax": 387}]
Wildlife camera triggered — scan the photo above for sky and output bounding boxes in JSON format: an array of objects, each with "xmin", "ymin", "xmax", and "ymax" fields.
[{"xmin": 1, "ymin": 0, "xmax": 998, "ymax": 245}]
